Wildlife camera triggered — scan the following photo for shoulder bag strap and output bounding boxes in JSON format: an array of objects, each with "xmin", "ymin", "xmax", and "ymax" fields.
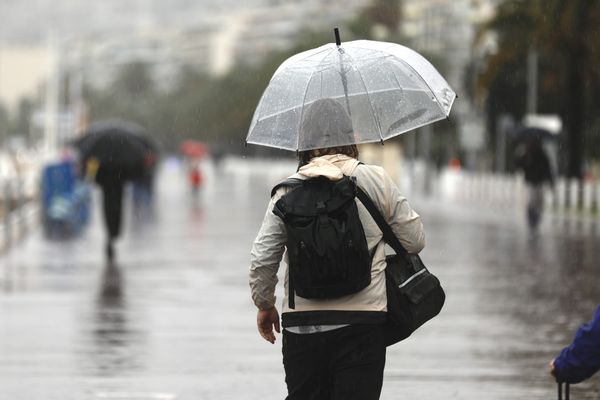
[{"xmin": 355, "ymin": 186, "xmax": 408, "ymax": 257}]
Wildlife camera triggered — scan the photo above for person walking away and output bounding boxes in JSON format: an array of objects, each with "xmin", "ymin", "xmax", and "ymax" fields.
[
  {"xmin": 249, "ymin": 98, "xmax": 426, "ymax": 400},
  {"xmin": 550, "ymin": 304, "xmax": 600, "ymax": 384},
  {"xmin": 515, "ymin": 137, "xmax": 554, "ymax": 232},
  {"xmin": 84, "ymin": 157, "xmax": 123, "ymax": 260},
  {"xmin": 189, "ymin": 163, "xmax": 203, "ymax": 197}
]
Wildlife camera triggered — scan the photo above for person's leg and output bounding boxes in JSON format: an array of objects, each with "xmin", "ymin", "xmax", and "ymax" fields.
[
  {"xmin": 331, "ymin": 325, "xmax": 386, "ymax": 400},
  {"xmin": 527, "ymin": 184, "xmax": 544, "ymax": 231},
  {"xmin": 101, "ymin": 182, "xmax": 124, "ymax": 261},
  {"xmin": 102, "ymin": 182, "xmax": 124, "ymax": 239},
  {"xmin": 283, "ymin": 330, "xmax": 331, "ymax": 400}
]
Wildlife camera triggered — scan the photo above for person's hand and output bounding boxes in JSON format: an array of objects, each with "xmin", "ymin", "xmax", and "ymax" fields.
[
  {"xmin": 257, "ymin": 307, "xmax": 280, "ymax": 344},
  {"xmin": 549, "ymin": 359, "xmax": 556, "ymax": 377}
]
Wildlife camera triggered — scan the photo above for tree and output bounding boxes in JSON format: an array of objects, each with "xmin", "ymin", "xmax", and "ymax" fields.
[
  {"xmin": 82, "ymin": 0, "xmax": 413, "ymax": 156},
  {"xmin": 477, "ymin": 0, "xmax": 600, "ymax": 178},
  {"xmin": 348, "ymin": 0, "xmax": 404, "ymax": 41}
]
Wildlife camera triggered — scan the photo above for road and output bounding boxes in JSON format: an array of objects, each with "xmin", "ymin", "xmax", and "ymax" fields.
[{"xmin": 1, "ymin": 157, "xmax": 599, "ymax": 399}]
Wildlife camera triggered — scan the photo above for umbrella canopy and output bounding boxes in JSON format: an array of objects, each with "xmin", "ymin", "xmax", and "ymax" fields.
[
  {"xmin": 511, "ymin": 126, "xmax": 558, "ymax": 142},
  {"xmin": 179, "ymin": 140, "xmax": 209, "ymax": 158},
  {"xmin": 73, "ymin": 120, "xmax": 156, "ymax": 181},
  {"xmin": 246, "ymin": 37, "xmax": 456, "ymax": 152}
]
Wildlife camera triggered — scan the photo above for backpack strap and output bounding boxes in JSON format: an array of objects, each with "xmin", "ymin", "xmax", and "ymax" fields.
[
  {"xmin": 271, "ymin": 177, "xmax": 304, "ymax": 309},
  {"xmin": 355, "ymin": 186, "xmax": 408, "ymax": 257},
  {"xmin": 270, "ymin": 178, "xmax": 304, "ymax": 198}
]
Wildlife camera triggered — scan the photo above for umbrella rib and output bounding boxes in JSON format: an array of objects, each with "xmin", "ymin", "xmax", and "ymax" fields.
[
  {"xmin": 336, "ymin": 47, "xmax": 452, "ymax": 118},
  {"xmin": 394, "ymin": 57, "xmax": 448, "ymax": 117},
  {"xmin": 345, "ymin": 53, "xmax": 384, "ymax": 143},
  {"xmin": 296, "ymin": 70, "xmax": 317, "ymax": 151}
]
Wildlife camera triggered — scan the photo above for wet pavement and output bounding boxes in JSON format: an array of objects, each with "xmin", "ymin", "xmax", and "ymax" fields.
[{"xmin": 1, "ymin": 158, "xmax": 599, "ymax": 400}]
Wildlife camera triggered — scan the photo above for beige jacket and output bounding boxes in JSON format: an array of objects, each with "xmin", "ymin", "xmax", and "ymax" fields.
[{"xmin": 249, "ymin": 154, "xmax": 425, "ymax": 324}]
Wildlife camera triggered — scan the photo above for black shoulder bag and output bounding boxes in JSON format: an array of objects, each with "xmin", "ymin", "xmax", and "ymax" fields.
[{"xmin": 355, "ymin": 187, "xmax": 446, "ymax": 346}]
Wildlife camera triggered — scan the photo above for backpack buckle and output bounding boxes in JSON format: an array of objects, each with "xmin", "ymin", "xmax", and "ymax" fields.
[{"xmin": 316, "ymin": 201, "xmax": 326, "ymax": 213}]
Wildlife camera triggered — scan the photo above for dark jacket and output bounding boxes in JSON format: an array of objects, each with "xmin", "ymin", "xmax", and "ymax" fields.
[
  {"xmin": 554, "ymin": 304, "xmax": 600, "ymax": 383},
  {"xmin": 515, "ymin": 142, "xmax": 554, "ymax": 185}
]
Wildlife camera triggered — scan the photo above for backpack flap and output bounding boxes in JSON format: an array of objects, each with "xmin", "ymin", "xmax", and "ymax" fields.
[{"xmin": 274, "ymin": 176, "xmax": 356, "ymax": 218}]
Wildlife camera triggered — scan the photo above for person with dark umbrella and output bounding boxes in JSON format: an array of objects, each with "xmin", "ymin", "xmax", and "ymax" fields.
[
  {"xmin": 75, "ymin": 120, "xmax": 154, "ymax": 261},
  {"xmin": 514, "ymin": 136, "xmax": 554, "ymax": 232}
]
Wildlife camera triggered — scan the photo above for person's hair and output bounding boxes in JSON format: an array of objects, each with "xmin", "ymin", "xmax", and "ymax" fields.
[{"xmin": 296, "ymin": 98, "xmax": 358, "ymax": 169}]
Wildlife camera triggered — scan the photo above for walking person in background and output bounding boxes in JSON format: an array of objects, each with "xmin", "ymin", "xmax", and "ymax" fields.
[
  {"xmin": 249, "ymin": 99, "xmax": 426, "ymax": 400},
  {"xmin": 550, "ymin": 304, "xmax": 600, "ymax": 384},
  {"xmin": 515, "ymin": 136, "xmax": 554, "ymax": 232},
  {"xmin": 189, "ymin": 163, "xmax": 203, "ymax": 198}
]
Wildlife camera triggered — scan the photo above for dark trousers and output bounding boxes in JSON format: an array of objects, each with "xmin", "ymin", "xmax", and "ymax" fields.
[
  {"xmin": 100, "ymin": 182, "xmax": 124, "ymax": 239},
  {"xmin": 282, "ymin": 324, "xmax": 386, "ymax": 400}
]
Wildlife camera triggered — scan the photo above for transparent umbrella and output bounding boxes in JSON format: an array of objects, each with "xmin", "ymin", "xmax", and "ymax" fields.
[{"xmin": 246, "ymin": 30, "xmax": 456, "ymax": 152}]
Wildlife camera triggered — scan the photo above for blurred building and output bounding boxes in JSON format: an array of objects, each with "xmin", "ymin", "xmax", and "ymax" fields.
[
  {"xmin": 8, "ymin": 0, "xmax": 372, "ymax": 93},
  {"xmin": 0, "ymin": 0, "xmax": 371, "ymax": 153},
  {"xmin": 0, "ymin": 46, "xmax": 49, "ymax": 111},
  {"xmin": 403, "ymin": 0, "xmax": 496, "ymax": 101},
  {"xmin": 402, "ymin": 0, "xmax": 499, "ymax": 164}
]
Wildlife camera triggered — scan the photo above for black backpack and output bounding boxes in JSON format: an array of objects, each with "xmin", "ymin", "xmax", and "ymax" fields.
[{"xmin": 272, "ymin": 175, "xmax": 372, "ymax": 309}]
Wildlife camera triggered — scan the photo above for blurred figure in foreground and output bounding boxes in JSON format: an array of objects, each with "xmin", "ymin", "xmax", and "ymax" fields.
[
  {"xmin": 550, "ymin": 304, "xmax": 600, "ymax": 384},
  {"xmin": 515, "ymin": 137, "xmax": 554, "ymax": 232},
  {"xmin": 250, "ymin": 99, "xmax": 425, "ymax": 400}
]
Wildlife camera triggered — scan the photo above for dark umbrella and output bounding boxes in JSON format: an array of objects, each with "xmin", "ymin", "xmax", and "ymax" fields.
[
  {"xmin": 511, "ymin": 126, "xmax": 558, "ymax": 142},
  {"xmin": 74, "ymin": 120, "xmax": 154, "ymax": 181}
]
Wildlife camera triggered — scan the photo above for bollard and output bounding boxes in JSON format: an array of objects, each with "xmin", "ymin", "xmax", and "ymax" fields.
[
  {"xmin": 583, "ymin": 180, "xmax": 593, "ymax": 213},
  {"xmin": 593, "ymin": 181, "xmax": 600, "ymax": 214},
  {"xmin": 556, "ymin": 178, "xmax": 566, "ymax": 211},
  {"xmin": 515, "ymin": 174, "xmax": 526, "ymax": 210},
  {"xmin": 16, "ymin": 178, "xmax": 27, "ymax": 240},
  {"xmin": 3, "ymin": 181, "xmax": 12, "ymax": 248},
  {"xmin": 568, "ymin": 179, "xmax": 579, "ymax": 212}
]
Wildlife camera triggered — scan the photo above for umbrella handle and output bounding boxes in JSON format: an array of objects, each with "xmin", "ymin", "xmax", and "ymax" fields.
[{"xmin": 334, "ymin": 27, "xmax": 341, "ymax": 46}]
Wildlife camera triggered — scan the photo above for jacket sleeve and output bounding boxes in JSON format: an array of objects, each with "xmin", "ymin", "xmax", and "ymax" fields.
[
  {"xmin": 249, "ymin": 195, "xmax": 287, "ymax": 310},
  {"xmin": 381, "ymin": 169, "xmax": 425, "ymax": 254},
  {"xmin": 554, "ymin": 304, "xmax": 600, "ymax": 384}
]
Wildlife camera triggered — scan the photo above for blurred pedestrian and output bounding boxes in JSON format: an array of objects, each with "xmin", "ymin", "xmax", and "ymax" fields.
[
  {"xmin": 249, "ymin": 98, "xmax": 426, "ymax": 400},
  {"xmin": 550, "ymin": 304, "xmax": 600, "ymax": 384},
  {"xmin": 189, "ymin": 163, "xmax": 203, "ymax": 197},
  {"xmin": 515, "ymin": 137, "xmax": 554, "ymax": 232},
  {"xmin": 75, "ymin": 121, "xmax": 156, "ymax": 261}
]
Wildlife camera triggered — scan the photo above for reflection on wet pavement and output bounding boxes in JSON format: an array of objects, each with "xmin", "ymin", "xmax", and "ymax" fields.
[{"xmin": 0, "ymin": 160, "xmax": 598, "ymax": 399}]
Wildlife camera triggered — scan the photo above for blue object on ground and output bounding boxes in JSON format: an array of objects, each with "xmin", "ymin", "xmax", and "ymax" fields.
[{"xmin": 40, "ymin": 161, "xmax": 91, "ymax": 238}]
